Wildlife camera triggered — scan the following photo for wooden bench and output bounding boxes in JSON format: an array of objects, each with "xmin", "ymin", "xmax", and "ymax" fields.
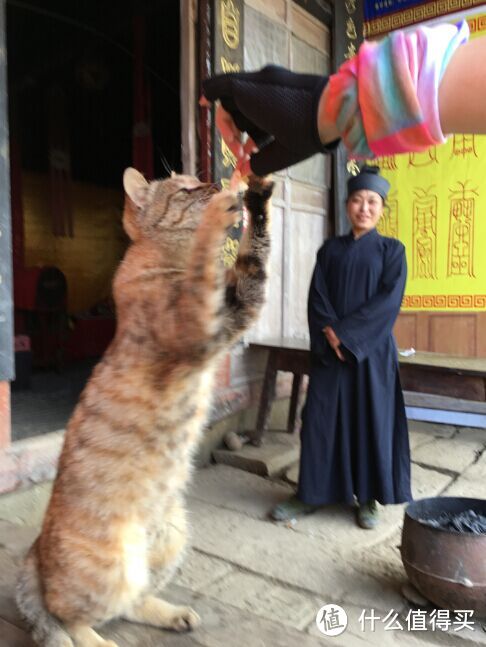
[
  {"xmin": 250, "ymin": 337, "xmax": 486, "ymax": 445},
  {"xmin": 398, "ymin": 351, "xmax": 486, "ymax": 402}
]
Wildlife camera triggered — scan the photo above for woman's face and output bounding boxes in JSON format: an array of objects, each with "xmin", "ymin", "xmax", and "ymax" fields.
[{"xmin": 346, "ymin": 189, "xmax": 384, "ymax": 235}]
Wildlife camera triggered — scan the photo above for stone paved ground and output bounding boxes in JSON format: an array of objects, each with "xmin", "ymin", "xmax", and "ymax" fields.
[{"xmin": 0, "ymin": 422, "xmax": 485, "ymax": 647}]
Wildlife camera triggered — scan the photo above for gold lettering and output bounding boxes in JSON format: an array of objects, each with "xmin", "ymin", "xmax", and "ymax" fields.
[
  {"xmin": 345, "ymin": 0, "xmax": 357, "ymax": 13},
  {"xmin": 346, "ymin": 159, "xmax": 360, "ymax": 176},
  {"xmin": 346, "ymin": 17, "xmax": 358, "ymax": 40},
  {"xmin": 221, "ymin": 0, "xmax": 240, "ymax": 50},
  {"xmin": 221, "ymin": 140, "xmax": 237, "ymax": 169},
  {"xmin": 451, "ymin": 135, "xmax": 478, "ymax": 159},
  {"xmin": 344, "ymin": 42, "xmax": 357, "ymax": 60},
  {"xmin": 220, "ymin": 56, "xmax": 240, "ymax": 73}
]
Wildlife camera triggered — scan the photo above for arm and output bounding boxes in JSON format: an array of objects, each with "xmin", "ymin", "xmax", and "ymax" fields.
[
  {"xmin": 307, "ymin": 247, "xmax": 339, "ymax": 358},
  {"xmin": 331, "ymin": 243, "xmax": 407, "ymax": 363},
  {"xmin": 321, "ymin": 21, "xmax": 471, "ymax": 159},
  {"xmin": 203, "ymin": 24, "xmax": 486, "ymax": 175},
  {"xmin": 438, "ymin": 35, "xmax": 486, "ymax": 135}
]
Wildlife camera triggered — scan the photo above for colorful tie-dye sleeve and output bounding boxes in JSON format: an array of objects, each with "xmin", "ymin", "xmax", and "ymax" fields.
[{"xmin": 323, "ymin": 20, "xmax": 470, "ymax": 159}]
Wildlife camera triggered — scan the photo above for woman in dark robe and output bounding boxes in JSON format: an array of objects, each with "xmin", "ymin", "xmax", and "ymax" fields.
[{"xmin": 271, "ymin": 166, "xmax": 412, "ymax": 529}]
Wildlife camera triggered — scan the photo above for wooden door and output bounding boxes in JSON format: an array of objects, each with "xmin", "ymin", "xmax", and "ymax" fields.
[{"xmin": 243, "ymin": 0, "xmax": 332, "ymax": 344}]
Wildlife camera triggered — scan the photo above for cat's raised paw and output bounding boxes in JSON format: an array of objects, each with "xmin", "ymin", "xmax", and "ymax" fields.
[
  {"xmin": 209, "ymin": 191, "xmax": 241, "ymax": 230},
  {"xmin": 169, "ymin": 605, "xmax": 201, "ymax": 632}
]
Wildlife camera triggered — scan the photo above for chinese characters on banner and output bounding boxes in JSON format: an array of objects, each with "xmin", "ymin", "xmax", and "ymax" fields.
[
  {"xmin": 376, "ymin": 12, "xmax": 486, "ymax": 311},
  {"xmin": 212, "ymin": 0, "xmax": 244, "ymax": 267}
]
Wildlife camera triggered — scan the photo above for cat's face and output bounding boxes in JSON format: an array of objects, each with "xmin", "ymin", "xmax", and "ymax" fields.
[{"xmin": 123, "ymin": 168, "xmax": 219, "ymax": 242}]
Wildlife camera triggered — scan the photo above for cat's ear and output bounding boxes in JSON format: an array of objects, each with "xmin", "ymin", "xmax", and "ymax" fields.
[
  {"xmin": 123, "ymin": 168, "xmax": 148, "ymax": 241},
  {"xmin": 123, "ymin": 167, "xmax": 149, "ymax": 208}
]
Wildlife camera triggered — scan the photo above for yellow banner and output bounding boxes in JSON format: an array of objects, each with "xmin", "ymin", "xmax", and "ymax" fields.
[{"xmin": 376, "ymin": 13, "xmax": 486, "ymax": 311}]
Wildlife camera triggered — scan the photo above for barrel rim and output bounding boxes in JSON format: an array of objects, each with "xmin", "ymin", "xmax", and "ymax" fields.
[{"xmin": 404, "ymin": 496, "xmax": 486, "ymax": 537}]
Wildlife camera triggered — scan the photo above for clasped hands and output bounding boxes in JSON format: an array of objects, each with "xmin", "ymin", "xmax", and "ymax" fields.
[{"xmin": 323, "ymin": 326, "xmax": 345, "ymax": 362}]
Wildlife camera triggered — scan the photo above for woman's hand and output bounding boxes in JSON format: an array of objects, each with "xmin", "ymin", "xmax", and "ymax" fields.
[{"xmin": 323, "ymin": 326, "xmax": 344, "ymax": 361}]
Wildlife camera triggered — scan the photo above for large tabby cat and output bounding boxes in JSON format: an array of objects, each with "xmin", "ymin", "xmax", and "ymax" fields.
[{"xmin": 16, "ymin": 169, "xmax": 273, "ymax": 647}]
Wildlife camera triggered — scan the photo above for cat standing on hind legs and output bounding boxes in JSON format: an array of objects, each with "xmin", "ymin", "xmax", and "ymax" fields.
[{"xmin": 16, "ymin": 169, "xmax": 273, "ymax": 647}]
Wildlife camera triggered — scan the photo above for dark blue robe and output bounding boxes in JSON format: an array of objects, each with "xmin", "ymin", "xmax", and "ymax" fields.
[{"xmin": 297, "ymin": 229, "xmax": 412, "ymax": 506}]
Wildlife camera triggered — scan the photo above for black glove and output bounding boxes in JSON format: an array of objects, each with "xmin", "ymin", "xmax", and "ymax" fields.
[{"xmin": 202, "ymin": 65, "xmax": 340, "ymax": 176}]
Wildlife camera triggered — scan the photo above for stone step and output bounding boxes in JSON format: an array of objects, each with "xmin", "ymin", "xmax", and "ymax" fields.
[
  {"xmin": 187, "ymin": 463, "xmax": 293, "ymax": 520},
  {"xmin": 212, "ymin": 430, "xmax": 299, "ymax": 477}
]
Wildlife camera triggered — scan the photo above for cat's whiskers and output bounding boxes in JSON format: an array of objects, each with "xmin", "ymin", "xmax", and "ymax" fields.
[{"xmin": 158, "ymin": 150, "xmax": 174, "ymax": 177}]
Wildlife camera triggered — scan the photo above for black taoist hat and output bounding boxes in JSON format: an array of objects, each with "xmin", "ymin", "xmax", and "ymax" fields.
[{"xmin": 347, "ymin": 166, "xmax": 390, "ymax": 201}]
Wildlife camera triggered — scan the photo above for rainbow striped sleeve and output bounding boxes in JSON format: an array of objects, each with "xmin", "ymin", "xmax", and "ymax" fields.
[{"xmin": 323, "ymin": 20, "xmax": 470, "ymax": 159}]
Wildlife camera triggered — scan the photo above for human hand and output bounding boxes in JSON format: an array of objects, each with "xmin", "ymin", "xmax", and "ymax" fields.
[
  {"xmin": 201, "ymin": 65, "xmax": 340, "ymax": 177},
  {"xmin": 323, "ymin": 326, "xmax": 344, "ymax": 362}
]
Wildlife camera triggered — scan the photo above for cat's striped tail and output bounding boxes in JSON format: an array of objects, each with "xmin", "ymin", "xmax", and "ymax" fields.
[{"xmin": 16, "ymin": 544, "xmax": 74, "ymax": 647}]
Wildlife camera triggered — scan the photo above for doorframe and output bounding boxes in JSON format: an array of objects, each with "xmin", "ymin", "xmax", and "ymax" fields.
[
  {"xmin": 180, "ymin": 0, "xmax": 198, "ymax": 175},
  {"xmin": 0, "ymin": 0, "xmax": 14, "ymax": 383}
]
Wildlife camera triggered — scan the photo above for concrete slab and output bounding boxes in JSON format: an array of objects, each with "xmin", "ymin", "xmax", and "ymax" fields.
[
  {"xmin": 99, "ymin": 618, "xmax": 205, "ymax": 647},
  {"xmin": 411, "ymin": 463, "xmax": 454, "ymax": 499},
  {"xmin": 1, "ymin": 423, "xmax": 483, "ymax": 647},
  {"xmin": 346, "ymin": 527, "xmax": 406, "ymax": 589},
  {"xmin": 0, "ymin": 545, "xmax": 29, "ymax": 631},
  {"xmin": 0, "ymin": 547, "xmax": 20, "ymax": 594},
  {"xmin": 460, "ymin": 450, "xmax": 486, "ymax": 482},
  {"xmin": 285, "ymin": 463, "xmax": 450, "ymax": 548},
  {"xmin": 409, "ymin": 432, "xmax": 434, "ymax": 452},
  {"xmin": 280, "ymin": 502, "xmax": 404, "ymax": 549},
  {"xmin": 286, "ymin": 462, "xmax": 299, "ymax": 485},
  {"xmin": 455, "ymin": 427, "xmax": 486, "ymax": 445},
  {"xmin": 441, "ymin": 475, "xmax": 486, "ymax": 499},
  {"xmin": 292, "ymin": 465, "xmax": 448, "ymax": 558},
  {"xmin": 176, "ymin": 549, "xmax": 234, "ymax": 592},
  {"xmin": 205, "ymin": 570, "xmax": 317, "ymax": 630},
  {"xmin": 0, "ymin": 521, "xmax": 38, "ymax": 557},
  {"xmin": 0, "ymin": 483, "xmax": 52, "ymax": 526},
  {"xmin": 187, "ymin": 464, "xmax": 294, "ymax": 520},
  {"xmin": 212, "ymin": 431, "xmax": 299, "ymax": 477},
  {"xmin": 412, "ymin": 437, "xmax": 483, "ymax": 475},
  {"xmin": 341, "ymin": 570, "xmax": 407, "ymax": 616},
  {"xmin": 187, "ymin": 498, "xmax": 351, "ymax": 599},
  {"xmin": 262, "ymin": 463, "xmax": 451, "ymax": 550},
  {"xmin": 103, "ymin": 584, "xmax": 327, "ymax": 647},
  {"xmin": 407, "ymin": 420, "xmax": 456, "ymax": 438}
]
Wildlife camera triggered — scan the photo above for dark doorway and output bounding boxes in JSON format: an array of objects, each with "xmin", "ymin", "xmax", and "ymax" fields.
[{"xmin": 7, "ymin": 0, "xmax": 181, "ymax": 439}]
